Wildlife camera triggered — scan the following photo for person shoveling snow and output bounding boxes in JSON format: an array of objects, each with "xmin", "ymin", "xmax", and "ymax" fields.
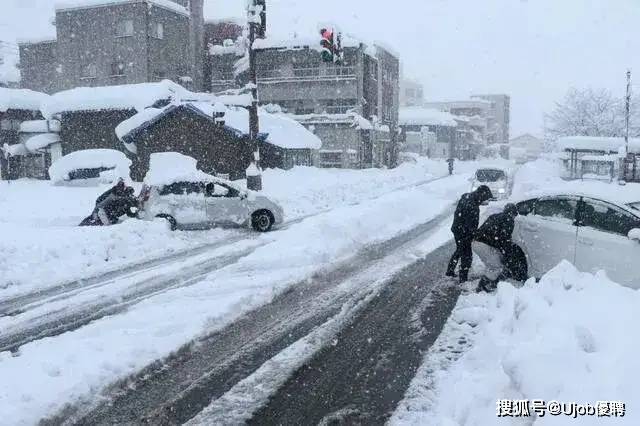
[
  {"xmin": 79, "ymin": 181, "xmax": 139, "ymax": 226},
  {"xmin": 472, "ymin": 203, "xmax": 527, "ymax": 292}
]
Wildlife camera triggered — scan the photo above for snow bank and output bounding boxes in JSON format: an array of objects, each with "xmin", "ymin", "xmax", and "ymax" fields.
[
  {"xmin": 511, "ymin": 158, "xmax": 640, "ymax": 207},
  {"xmin": 399, "ymin": 107, "xmax": 458, "ymax": 127},
  {"xmin": 24, "ymin": 133, "xmax": 60, "ymax": 152},
  {"xmin": 0, "ymin": 87, "xmax": 49, "ymax": 113},
  {"xmin": 42, "ymin": 80, "xmax": 213, "ymax": 118},
  {"xmin": 144, "ymin": 152, "xmax": 216, "ymax": 186},
  {"xmin": 19, "ymin": 120, "xmax": 61, "ymax": 133},
  {"xmin": 48, "ymin": 149, "xmax": 131, "ymax": 183},
  {"xmin": 55, "ymin": 0, "xmax": 189, "ymax": 16},
  {"xmin": 392, "ymin": 262, "xmax": 640, "ymax": 425}
]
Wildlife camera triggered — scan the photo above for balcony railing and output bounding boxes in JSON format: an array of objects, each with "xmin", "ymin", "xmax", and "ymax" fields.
[{"xmin": 258, "ymin": 66, "xmax": 357, "ymax": 83}]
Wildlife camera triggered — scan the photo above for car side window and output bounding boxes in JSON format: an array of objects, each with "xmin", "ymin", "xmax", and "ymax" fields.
[
  {"xmin": 160, "ymin": 182, "xmax": 203, "ymax": 196},
  {"xmin": 533, "ymin": 198, "xmax": 578, "ymax": 223},
  {"xmin": 205, "ymin": 183, "xmax": 229, "ymax": 197},
  {"xmin": 516, "ymin": 199, "xmax": 536, "ymax": 216},
  {"xmin": 579, "ymin": 199, "xmax": 640, "ymax": 236}
]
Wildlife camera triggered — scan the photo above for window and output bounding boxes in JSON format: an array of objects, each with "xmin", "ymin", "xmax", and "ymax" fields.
[
  {"xmin": 151, "ymin": 22, "xmax": 164, "ymax": 39},
  {"xmin": 206, "ymin": 183, "xmax": 240, "ymax": 198},
  {"xmin": 259, "ymin": 62, "xmax": 280, "ymax": 79},
  {"xmin": 323, "ymin": 99, "xmax": 357, "ymax": 114},
  {"xmin": 475, "ymin": 169, "xmax": 506, "ymax": 182},
  {"xmin": 293, "ymin": 64, "xmax": 319, "ymax": 78},
  {"xmin": 534, "ymin": 197, "xmax": 578, "ymax": 222},
  {"xmin": 116, "ymin": 20, "xmax": 134, "ymax": 37},
  {"xmin": 516, "ymin": 199, "xmax": 536, "ymax": 216},
  {"xmin": 110, "ymin": 61, "xmax": 126, "ymax": 77},
  {"xmin": 80, "ymin": 63, "xmax": 97, "ymax": 79},
  {"xmin": 578, "ymin": 198, "xmax": 640, "ymax": 236},
  {"xmin": 159, "ymin": 182, "xmax": 204, "ymax": 196}
]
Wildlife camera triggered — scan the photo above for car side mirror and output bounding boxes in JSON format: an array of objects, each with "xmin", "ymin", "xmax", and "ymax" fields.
[
  {"xmin": 240, "ymin": 192, "xmax": 248, "ymax": 200},
  {"xmin": 628, "ymin": 229, "xmax": 640, "ymax": 242}
]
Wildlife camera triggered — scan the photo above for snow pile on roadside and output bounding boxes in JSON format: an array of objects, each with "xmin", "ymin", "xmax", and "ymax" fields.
[
  {"xmin": 392, "ymin": 262, "xmax": 640, "ymax": 425},
  {"xmin": 0, "ymin": 174, "xmax": 470, "ymax": 426},
  {"xmin": 260, "ymin": 158, "xmax": 449, "ymax": 220},
  {"xmin": 0, "ymin": 219, "xmax": 233, "ymax": 298}
]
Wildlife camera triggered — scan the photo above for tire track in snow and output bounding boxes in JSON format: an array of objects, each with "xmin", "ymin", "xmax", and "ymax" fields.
[
  {"xmin": 42, "ymin": 206, "xmax": 455, "ymax": 426},
  {"xmin": 0, "ymin": 174, "xmax": 450, "ymax": 356}
]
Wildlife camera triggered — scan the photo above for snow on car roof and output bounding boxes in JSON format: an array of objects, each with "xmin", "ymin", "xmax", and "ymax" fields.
[
  {"xmin": 42, "ymin": 80, "xmax": 214, "ymax": 118},
  {"xmin": 399, "ymin": 107, "xmax": 458, "ymax": 127},
  {"xmin": 0, "ymin": 87, "xmax": 49, "ymax": 113},
  {"xmin": 144, "ymin": 152, "xmax": 225, "ymax": 187},
  {"xmin": 557, "ymin": 136, "xmax": 640, "ymax": 154},
  {"xmin": 49, "ymin": 149, "xmax": 131, "ymax": 183},
  {"xmin": 55, "ymin": 0, "xmax": 189, "ymax": 16}
]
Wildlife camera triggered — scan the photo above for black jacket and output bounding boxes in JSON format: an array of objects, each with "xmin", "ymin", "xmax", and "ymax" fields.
[
  {"xmin": 474, "ymin": 212, "xmax": 515, "ymax": 252},
  {"xmin": 95, "ymin": 185, "xmax": 127, "ymax": 207},
  {"xmin": 98, "ymin": 196, "xmax": 138, "ymax": 224},
  {"xmin": 451, "ymin": 192, "xmax": 482, "ymax": 237}
]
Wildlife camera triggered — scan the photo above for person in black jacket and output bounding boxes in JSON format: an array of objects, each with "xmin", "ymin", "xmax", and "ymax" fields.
[
  {"xmin": 473, "ymin": 203, "xmax": 520, "ymax": 292},
  {"xmin": 446, "ymin": 185, "xmax": 493, "ymax": 283},
  {"xmin": 96, "ymin": 188, "xmax": 139, "ymax": 225}
]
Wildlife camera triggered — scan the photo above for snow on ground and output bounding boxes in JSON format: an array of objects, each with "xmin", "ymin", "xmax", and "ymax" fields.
[
  {"xmin": 0, "ymin": 164, "xmax": 472, "ymax": 426},
  {"xmin": 391, "ymin": 262, "xmax": 639, "ymax": 425},
  {"xmin": 0, "ymin": 158, "xmax": 453, "ymax": 299}
]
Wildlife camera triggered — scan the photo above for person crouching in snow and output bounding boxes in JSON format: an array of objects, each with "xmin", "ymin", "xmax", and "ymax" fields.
[
  {"xmin": 81, "ymin": 187, "xmax": 139, "ymax": 226},
  {"xmin": 446, "ymin": 185, "xmax": 494, "ymax": 283},
  {"xmin": 472, "ymin": 203, "xmax": 520, "ymax": 293}
]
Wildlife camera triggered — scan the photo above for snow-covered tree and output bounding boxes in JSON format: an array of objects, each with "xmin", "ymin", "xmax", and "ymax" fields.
[{"xmin": 544, "ymin": 87, "xmax": 640, "ymax": 139}]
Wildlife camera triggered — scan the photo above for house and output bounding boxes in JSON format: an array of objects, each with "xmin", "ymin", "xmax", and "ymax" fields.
[
  {"xmin": 0, "ymin": 88, "xmax": 50, "ymax": 179},
  {"xmin": 208, "ymin": 31, "xmax": 401, "ymax": 168},
  {"xmin": 19, "ymin": 0, "xmax": 205, "ymax": 94},
  {"xmin": 2, "ymin": 120, "xmax": 63, "ymax": 179},
  {"xmin": 398, "ymin": 107, "xmax": 457, "ymax": 159},
  {"xmin": 293, "ymin": 112, "xmax": 389, "ymax": 168},
  {"xmin": 41, "ymin": 80, "xmax": 214, "ymax": 160},
  {"xmin": 116, "ymin": 102, "xmax": 321, "ymax": 180},
  {"xmin": 556, "ymin": 136, "xmax": 640, "ymax": 181}
]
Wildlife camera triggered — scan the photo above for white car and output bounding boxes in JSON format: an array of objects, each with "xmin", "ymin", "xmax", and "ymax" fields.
[
  {"xmin": 138, "ymin": 176, "xmax": 284, "ymax": 232},
  {"xmin": 484, "ymin": 191, "xmax": 640, "ymax": 289},
  {"xmin": 471, "ymin": 167, "xmax": 512, "ymax": 200}
]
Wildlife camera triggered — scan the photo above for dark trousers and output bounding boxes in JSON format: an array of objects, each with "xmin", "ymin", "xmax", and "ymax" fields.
[{"xmin": 447, "ymin": 232, "xmax": 473, "ymax": 280}]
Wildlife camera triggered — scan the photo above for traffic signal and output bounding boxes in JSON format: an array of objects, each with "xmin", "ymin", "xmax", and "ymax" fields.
[{"xmin": 320, "ymin": 28, "xmax": 334, "ymax": 63}]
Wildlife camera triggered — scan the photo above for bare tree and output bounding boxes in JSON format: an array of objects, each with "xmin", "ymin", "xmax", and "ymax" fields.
[{"xmin": 544, "ymin": 88, "xmax": 638, "ymax": 139}]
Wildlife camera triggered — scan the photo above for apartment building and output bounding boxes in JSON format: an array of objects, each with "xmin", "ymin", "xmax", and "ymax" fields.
[{"xmin": 18, "ymin": 0, "xmax": 204, "ymax": 93}]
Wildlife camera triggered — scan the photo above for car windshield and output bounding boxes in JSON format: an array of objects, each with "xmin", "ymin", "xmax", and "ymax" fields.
[{"xmin": 475, "ymin": 169, "xmax": 506, "ymax": 182}]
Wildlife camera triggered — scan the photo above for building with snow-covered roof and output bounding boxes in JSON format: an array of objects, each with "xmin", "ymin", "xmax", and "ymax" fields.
[
  {"xmin": 19, "ymin": 0, "xmax": 205, "ymax": 94},
  {"xmin": 115, "ymin": 102, "xmax": 322, "ymax": 180},
  {"xmin": 42, "ymin": 80, "xmax": 213, "ymax": 164},
  {"xmin": 208, "ymin": 31, "xmax": 400, "ymax": 169},
  {"xmin": 398, "ymin": 107, "xmax": 458, "ymax": 159},
  {"xmin": 0, "ymin": 88, "xmax": 50, "ymax": 179}
]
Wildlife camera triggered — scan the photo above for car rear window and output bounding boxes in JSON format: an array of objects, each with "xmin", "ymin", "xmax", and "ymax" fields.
[{"xmin": 475, "ymin": 169, "xmax": 506, "ymax": 182}]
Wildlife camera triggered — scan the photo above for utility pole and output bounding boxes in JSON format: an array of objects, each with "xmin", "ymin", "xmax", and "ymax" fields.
[
  {"xmin": 246, "ymin": 0, "xmax": 265, "ymax": 191},
  {"xmin": 621, "ymin": 70, "xmax": 632, "ymax": 183}
]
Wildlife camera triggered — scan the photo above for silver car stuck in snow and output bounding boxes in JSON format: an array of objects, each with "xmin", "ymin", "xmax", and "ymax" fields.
[{"xmin": 138, "ymin": 176, "xmax": 284, "ymax": 232}]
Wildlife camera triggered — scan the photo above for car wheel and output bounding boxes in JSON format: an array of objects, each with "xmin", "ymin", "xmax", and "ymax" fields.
[
  {"xmin": 252, "ymin": 210, "xmax": 274, "ymax": 232},
  {"xmin": 156, "ymin": 214, "xmax": 177, "ymax": 231}
]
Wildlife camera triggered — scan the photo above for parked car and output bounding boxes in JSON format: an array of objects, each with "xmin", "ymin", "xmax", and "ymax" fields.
[
  {"xmin": 471, "ymin": 167, "xmax": 513, "ymax": 200},
  {"xmin": 481, "ymin": 191, "xmax": 640, "ymax": 289},
  {"xmin": 138, "ymin": 176, "xmax": 284, "ymax": 232}
]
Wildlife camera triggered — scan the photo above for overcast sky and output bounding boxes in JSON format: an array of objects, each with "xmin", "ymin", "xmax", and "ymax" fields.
[{"xmin": 2, "ymin": 0, "xmax": 639, "ymax": 136}]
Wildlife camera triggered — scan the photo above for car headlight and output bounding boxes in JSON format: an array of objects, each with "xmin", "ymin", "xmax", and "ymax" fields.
[{"xmin": 498, "ymin": 188, "xmax": 505, "ymax": 194}]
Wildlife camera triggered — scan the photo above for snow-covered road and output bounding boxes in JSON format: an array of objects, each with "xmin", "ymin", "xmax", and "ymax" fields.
[{"xmin": 0, "ymin": 159, "xmax": 480, "ymax": 425}]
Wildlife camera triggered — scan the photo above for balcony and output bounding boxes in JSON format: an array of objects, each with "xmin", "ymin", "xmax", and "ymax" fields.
[{"xmin": 258, "ymin": 66, "xmax": 357, "ymax": 83}]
